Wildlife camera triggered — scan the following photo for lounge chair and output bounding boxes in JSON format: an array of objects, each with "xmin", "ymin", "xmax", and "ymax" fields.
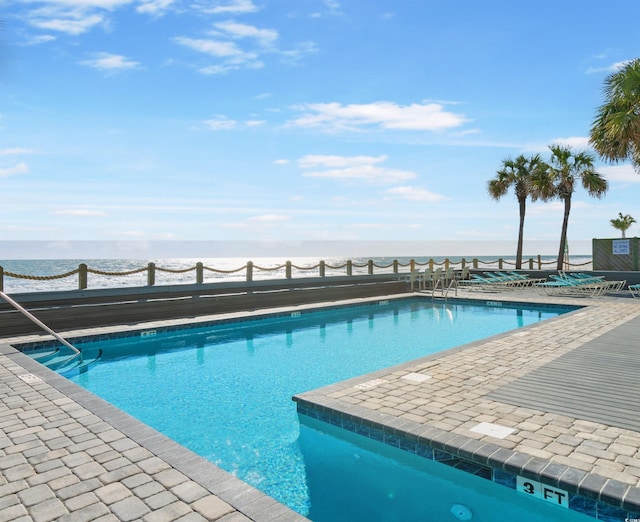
[
  {"xmin": 457, "ymin": 274, "xmax": 509, "ymax": 292},
  {"xmin": 485, "ymin": 272, "xmax": 530, "ymax": 287},
  {"xmin": 420, "ymin": 268, "xmax": 436, "ymax": 290},
  {"xmin": 535, "ymin": 273, "xmax": 625, "ymax": 297},
  {"xmin": 456, "ymin": 266, "xmax": 471, "ymax": 281},
  {"xmin": 430, "ymin": 268, "xmax": 444, "ymax": 292},
  {"xmin": 405, "ymin": 269, "xmax": 422, "ymax": 291},
  {"xmin": 441, "ymin": 267, "xmax": 455, "ymax": 287},
  {"xmin": 629, "ymin": 284, "xmax": 640, "ymax": 298},
  {"xmin": 502, "ymin": 271, "xmax": 547, "ymax": 285},
  {"xmin": 558, "ymin": 273, "xmax": 626, "ymax": 295},
  {"xmin": 535, "ymin": 274, "xmax": 601, "ymax": 297}
]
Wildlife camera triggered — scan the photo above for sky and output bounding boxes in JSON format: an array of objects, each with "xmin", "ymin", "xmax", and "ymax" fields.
[{"xmin": 1, "ymin": 0, "xmax": 640, "ymax": 258}]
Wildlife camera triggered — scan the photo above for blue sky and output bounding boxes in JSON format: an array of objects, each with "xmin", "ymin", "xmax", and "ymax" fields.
[{"xmin": 2, "ymin": 0, "xmax": 640, "ymax": 253}]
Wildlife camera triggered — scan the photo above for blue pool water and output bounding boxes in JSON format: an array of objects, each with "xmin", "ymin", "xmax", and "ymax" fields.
[
  {"xmin": 41, "ymin": 298, "xmax": 582, "ymax": 520},
  {"xmin": 300, "ymin": 417, "xmax": 592, "ymax": 522}
]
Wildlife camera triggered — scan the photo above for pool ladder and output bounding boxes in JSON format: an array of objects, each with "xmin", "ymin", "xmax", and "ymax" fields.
[
  {"xmin": 0, "ymin": 290, "xmax": 83, "ymax": 367},
  {"xmin": 425, "ymin": 276, "xmax": 457, "ymax": 300}
]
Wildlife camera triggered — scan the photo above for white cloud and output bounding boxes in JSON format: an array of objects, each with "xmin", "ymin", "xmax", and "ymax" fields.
[
  {"xmin": 137, "ymin": 0, "xmax": 175, "ymax": 15},
  {"xmin": 30, "ymin": 13, "xmax": 105, "ymax": 35},
  {"xmin": 310, "ymin": 0, "xmax": 342, "ymax": 17},
  {"xmin": 600, "ymin": 164, "xmax": 640, "ymax": 184},
  {"xmin": 214, "ymin": 21, "xmax": 278, "ymax": 46},
  {"xmin": 34, "ymin": 0, "xmax": 133, "ymax": 8},
  {"xmin": 323, "ymin": 0, "xmax": 342, "ymax": 14},
  {"xmin": 385, "ymin": 185, "xmax": 448, "ymax": 203},
  {"xmin": 298, "ymin": 154, "xmax": 387, "ymax": 169},
  {"xmin": 525, "ymin": 203, "xmax": 561, "ymax": 216},
  {"xmin": 24, "ymin": 0, "xmax": 135, "ymax": 35},
  {"xmin": 278, "ymin": 41, "xmax": 318, "ymax": 65},
  {"xmin": 26, "ymin": 0, "xmax": 172, "ymax": 32},
  {"xmin": 80, "ymin": 52, "xmax": 140, "ymax": 72},
  {"xmin": 53, "ymin": 209, "xmax": 107, "ymax": 216},
  {"xmin": 586, "ymin": 60, "xmax": 631, "ymax": 74},
  {"xmin": 0, "ymin": 148, "xmax": 36, "ymax": 156},
  {"xmin": 552, "ymin": 136, "xmax": 592, "ymax": 150},
  {"xmin": 175, "ymin": 17, "xmax": 312, "ymax": 74},
  {"xmin": 288, "ymin": 100, "xmax": 469, "ymax": 132},
  {"xmin": 297, "ymin": 154, "xmax": 417, "ymax": 184},
  {"xmin": 198, "ymin": 0, "xmax": 258, "ymax": 14},
  {"xmin": 198, "ymin": 64, "xmax": 235, "ymax": 75},
  {"xmin": 21, "ymin": 34, "xmax": 57, "ymax": 46},
  {"xmin": 0, "ymin": 163, "xmax": 28, "ymax": 177},
  {"xmin": 201, "ymin": 116, "xmax": 264, "ymax": 129},
  {"xmin": 203, "ymin": 116, "xmax": 237, "ymax": 130},
  {"xmin": 305, "ymin": 165, "xmax": 416, "ymax": 183},
  {"xmin": 174, "ymin": 35, "xmax": 265, "ymax": 73},
  {"xmin": 174, "ymin": 37, "xmax": 244, "ymax": 58},
  {"xmin": 524, "ymin": 137, "xmax": 594, "ymax": 155}
]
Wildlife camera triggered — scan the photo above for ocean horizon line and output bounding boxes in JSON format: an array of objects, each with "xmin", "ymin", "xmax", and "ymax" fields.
[{"xmin": 0, "ymin": 239, "xmax": 596, "ymax": 260}]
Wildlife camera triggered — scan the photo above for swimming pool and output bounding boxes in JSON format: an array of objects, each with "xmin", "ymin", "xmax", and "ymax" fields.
[{"xmin": 28, "ymin": 298, "xmax": 579, "ymax": 519}]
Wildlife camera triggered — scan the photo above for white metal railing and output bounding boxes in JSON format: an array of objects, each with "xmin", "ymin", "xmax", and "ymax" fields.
[{"xmin": 0, "ymin": 290, "xmax": 80, "ymax": 359}]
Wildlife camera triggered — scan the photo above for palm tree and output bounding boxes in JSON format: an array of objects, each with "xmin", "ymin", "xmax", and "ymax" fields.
[
  {"xmin": 487, "ymin": 154, "xmax": 548, "ymax": 269},
  {"xmin": 590, "ymin": 58, "xmax": 640, "ymax": 172},
  {"xmin": 610, "ymin": 212, "xmax": 636, "ymax": 238},
  {"xmin": 540, "ymin": 145, "xmax": 608, "ymax": 270}
]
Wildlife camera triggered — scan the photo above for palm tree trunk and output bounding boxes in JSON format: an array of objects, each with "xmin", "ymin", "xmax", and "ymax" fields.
[
  {"xmin": 557, "ymin": 197, "xmax": 571, "ymax": 270},
  {"xmin": 516, "ymin": 198, "xmax": 526, "ymax": 269}
]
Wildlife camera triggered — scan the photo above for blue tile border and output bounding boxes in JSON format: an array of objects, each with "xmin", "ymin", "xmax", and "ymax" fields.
[
  {"xmin": 11, "ymin": 296, "xmax": 578, "ymax": 351},
  {"xmin": 295, "ymin": 401, "xmax": 640, "ymax": 521}
]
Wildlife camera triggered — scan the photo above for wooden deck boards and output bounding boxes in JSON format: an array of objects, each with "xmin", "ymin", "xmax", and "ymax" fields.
[{"xmin": 488, "ymin": 315, "xmax": 640, "ymax": 432}]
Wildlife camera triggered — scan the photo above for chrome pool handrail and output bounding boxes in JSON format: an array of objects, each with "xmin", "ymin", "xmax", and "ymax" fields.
[{"xmin": 0, "ymin": 290, "xmax": 81, "ymax": 359}]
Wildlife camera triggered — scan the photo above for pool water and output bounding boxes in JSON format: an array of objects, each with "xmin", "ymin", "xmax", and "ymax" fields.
[
  {"xmin": 300, "ymin": 416, "xmax": 592, "ymax": 522},
  {"xmin": 48, "ymin": 298, "xmax": 578, "ymax": 519}
]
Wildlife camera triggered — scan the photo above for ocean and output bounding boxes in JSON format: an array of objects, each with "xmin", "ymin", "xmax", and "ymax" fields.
[{"xmin": 0, "ymin": 255, "xmax": 593, "ymax": 294}]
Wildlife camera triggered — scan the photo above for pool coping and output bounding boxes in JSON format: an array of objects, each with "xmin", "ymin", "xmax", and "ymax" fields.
[{"xmin": 1, "ymin": 290, "xmax": 639, "ymax": 520}]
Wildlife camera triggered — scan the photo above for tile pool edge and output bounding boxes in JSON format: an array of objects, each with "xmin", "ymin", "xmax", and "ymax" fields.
[
  {"xmin": 293, "ymin": 397, "xmax": 640, "ymax": 521},
  {"xmin": 1, "ymin": 343, "xmax": 308, "ymax": 522},
  {"xmin": 6, "ymin": 294, "xmax": 580, "ymax": 353}
]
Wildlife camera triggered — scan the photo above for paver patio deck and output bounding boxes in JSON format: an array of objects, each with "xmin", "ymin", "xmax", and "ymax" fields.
[{"xmin": 1, "ymin": 288, "xmax": 640, "ymax": 520}]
